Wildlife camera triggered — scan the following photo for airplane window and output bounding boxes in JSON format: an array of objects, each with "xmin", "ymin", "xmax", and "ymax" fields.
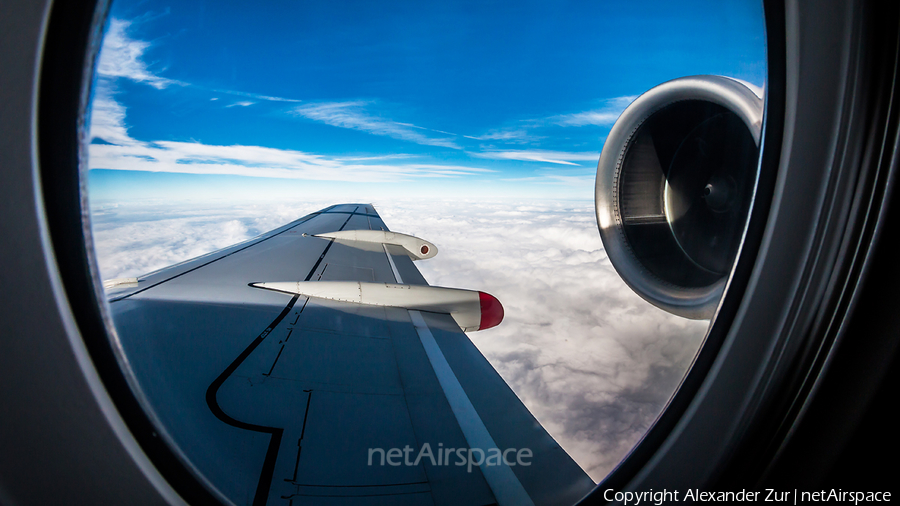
[{"xmin": 84, "ymin": 1, "xmax": 766, "ymax": 504}]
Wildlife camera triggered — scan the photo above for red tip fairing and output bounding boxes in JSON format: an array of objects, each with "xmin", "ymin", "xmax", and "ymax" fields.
[{"xmin": 478, "ymin": 291, "xmax": 504, "ymax": 330}]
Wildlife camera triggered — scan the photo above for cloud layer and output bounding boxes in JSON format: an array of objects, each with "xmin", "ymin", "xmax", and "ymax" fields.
[
  {"xmin": 92, "ymin": 198, "xmax": 708, "ymax": 482},
  {"xmin": 381, "ymin": 200, "xmax": 708, "ymax": 481}
]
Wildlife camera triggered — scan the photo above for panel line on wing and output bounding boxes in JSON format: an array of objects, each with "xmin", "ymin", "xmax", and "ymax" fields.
[{"xmin": 286, "ymin": 389, "xmax": 313, "ymax": 485}]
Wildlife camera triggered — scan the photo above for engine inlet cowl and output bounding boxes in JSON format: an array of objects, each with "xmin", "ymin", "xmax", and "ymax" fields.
[{"xmin": 595, "ymin": 76, "xmax": 762, "ymax": 319}]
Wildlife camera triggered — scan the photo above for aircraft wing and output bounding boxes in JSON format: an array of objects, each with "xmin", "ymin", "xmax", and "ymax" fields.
[{"xmin": 106, "ymin": 203, "xmax": 595, "ymax": 506}]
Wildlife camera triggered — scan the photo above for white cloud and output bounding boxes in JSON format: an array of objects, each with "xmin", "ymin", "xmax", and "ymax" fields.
[
  {"xmin": 552, "ymin": 96, "xmax": 637, "ymax": 127},
  {"xmin": 97, "ymin": 18, "xmax": 181, "ymax": 89},
  {"xmin": 92, "ymin": 198, "xmax": 709, "ymax": 482},
  {"xmin": 292, "ymin": 101, "xmax": 460, "ymax": 149},
  {"xmin": 474, "ymin": 149, "xmax": 599, "ymax": 166},
  {"xmin": 225, "ymin": 101, "xmax": 255, "ymax": 108}
]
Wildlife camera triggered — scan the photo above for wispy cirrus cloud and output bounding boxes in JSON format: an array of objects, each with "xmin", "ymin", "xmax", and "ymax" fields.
[
  {"xmin": 90, "ymin": 137, "xmax": 490, "ymax": 182},
  {"xmin": 463, "ymin": 128, "xmax": 537, "ymax": 144},
  {"xmin": 333, "ymin": 153, "xmax": 416, "ymax": 162},
  {"xmin": 97, "ymin": 18, "xmax": 182, "ymax": 89},
  {"xmin": 551, "ymin": 96, "xmax": 637, "ymax": 127},
  {"xmin": 502, "ymin": 173, "xmax": 596, "ymax": 186},
  {"xmin": 473, "ymin": 149, "xmax": 599, "ymax": 166},
  {"xmin": 225, "ymin": 101, "xmax": 255, "ymax": 108},
  {"xmin": 205, "ymin": 87, "xmax": 302, "ymax": 104},
  {"xmin": 292, "ymin": 101, "xmax": 460, "ymax": 149},
  {"xmin": 98, "ymin": 17, "xmax": 301, "ymax": 103},
  {"xmin": 459, "ymin": 95, "xmax": 636, "ymax": 148},
  {"xmin": 88, "ymin": 90, "xmax": 490, "ymax": 182}
]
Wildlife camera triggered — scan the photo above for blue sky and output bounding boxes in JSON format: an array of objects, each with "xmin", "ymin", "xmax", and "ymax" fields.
[{"xmin": 88, "ymin": 0, "xmax": 766, "ymax": 202}]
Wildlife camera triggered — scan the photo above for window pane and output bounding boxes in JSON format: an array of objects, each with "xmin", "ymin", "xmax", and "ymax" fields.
[{"xmin": 87, "ymin": 1, "xmax": 766, "ymax": 503}]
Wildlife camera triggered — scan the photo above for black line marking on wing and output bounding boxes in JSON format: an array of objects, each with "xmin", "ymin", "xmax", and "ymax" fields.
[{"xmin": 205, "ymin": 208, "xmax": 356, "ymax": 506}]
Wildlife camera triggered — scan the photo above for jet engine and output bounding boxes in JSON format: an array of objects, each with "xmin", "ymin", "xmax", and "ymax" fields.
[{"xmin": 595, "ymin": 76, "xmax": 763, "ymax": 319}]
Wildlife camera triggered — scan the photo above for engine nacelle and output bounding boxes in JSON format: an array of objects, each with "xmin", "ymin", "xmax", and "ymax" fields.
[{"xmin": 595, "ymin": 76, "xmax": 762, "ymax": 319}]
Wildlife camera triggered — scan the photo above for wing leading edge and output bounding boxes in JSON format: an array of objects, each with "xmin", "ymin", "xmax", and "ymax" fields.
[{"xmin": 106, "ymin": 204, "xmax": 595, "ymax": 506}]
